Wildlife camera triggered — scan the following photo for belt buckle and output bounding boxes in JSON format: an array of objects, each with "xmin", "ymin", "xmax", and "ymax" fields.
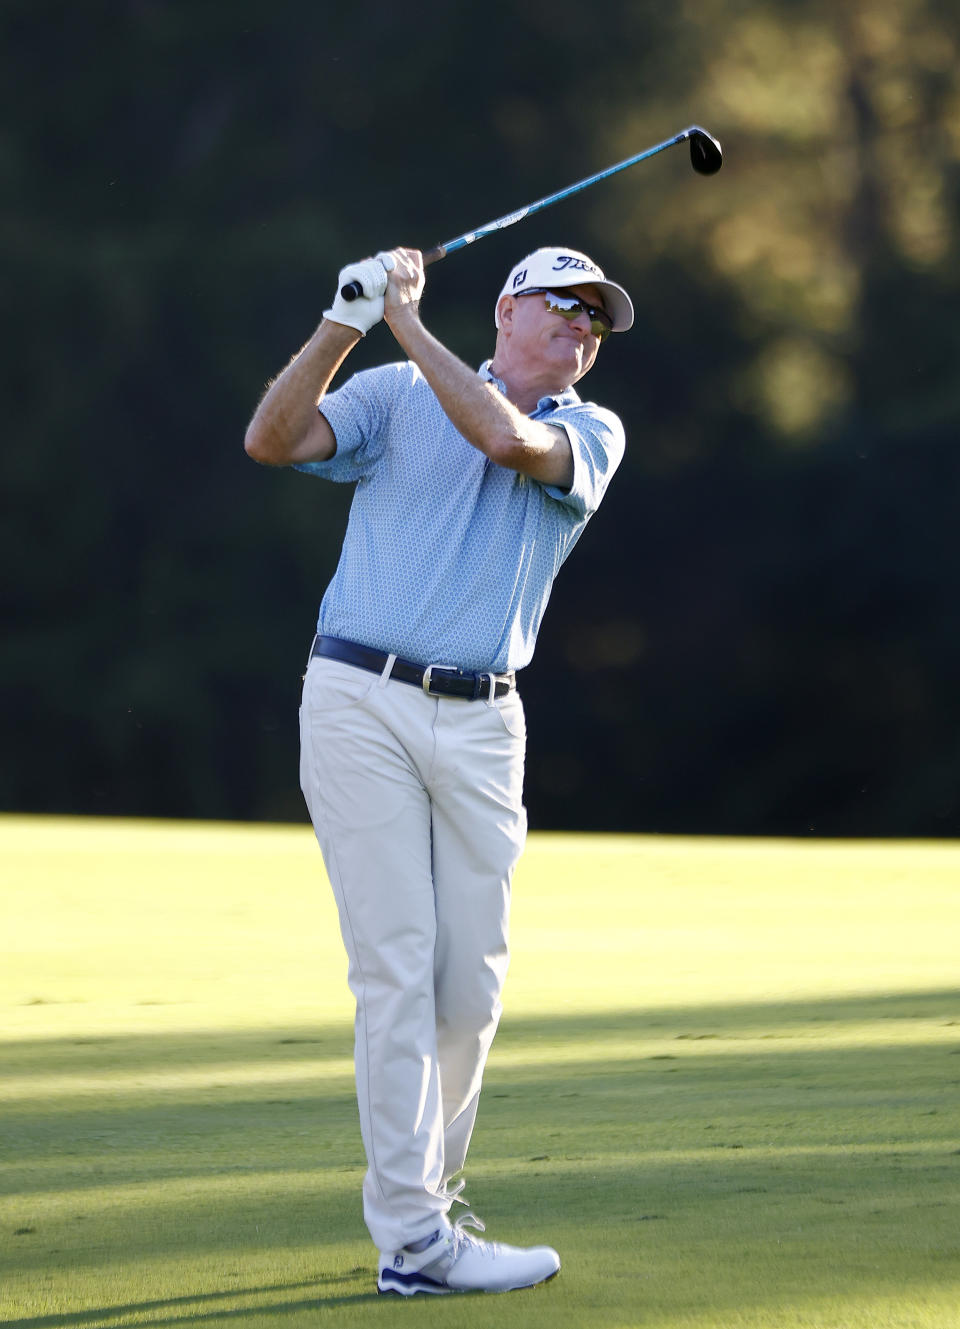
[
  {"xmin": 421, "ymin": 664, "xmax": 446, "ymax": 696},
  {"xmin": 422, "ymin": 663, "xmax": 462, "ymax": 697}
]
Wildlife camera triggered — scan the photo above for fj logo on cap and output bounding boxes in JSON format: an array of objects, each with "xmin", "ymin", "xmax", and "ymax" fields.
[{"xmin": 511, "ymin": 269, "xmax": 528, "ymax": 289}]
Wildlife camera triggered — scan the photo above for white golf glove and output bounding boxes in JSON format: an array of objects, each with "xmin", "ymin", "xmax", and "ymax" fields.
[{"xmin": 323, "ymin": 253, "xmax": 396, "ymax": 336}]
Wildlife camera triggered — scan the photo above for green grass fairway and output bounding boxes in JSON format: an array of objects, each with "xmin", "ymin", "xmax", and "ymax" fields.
[{"xmin": 2, "ymin": 816, "xmax": 959, "ymax": 1328}]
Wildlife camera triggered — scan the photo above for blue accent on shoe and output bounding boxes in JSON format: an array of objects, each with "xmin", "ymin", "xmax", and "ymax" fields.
[
  {"xmin": 405, "ymin": 1228, "xmax": 442, "ymax": 1254},
  {"xmin": 378, "ymin": 1266, "xmax": 450, "ymax": 1295}
]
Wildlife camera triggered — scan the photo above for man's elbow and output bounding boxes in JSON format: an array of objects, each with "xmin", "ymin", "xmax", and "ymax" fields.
[
  {"xmin": 244, "ymin": 420, "xmax": 285, "ymax": 467},
  {"xmin": 485, "ymin": 427, "xmax": 531, "ymax": 471},
  {"xmin": 486, "ymin": 429, "xmax": 573, "ymax": 488}
]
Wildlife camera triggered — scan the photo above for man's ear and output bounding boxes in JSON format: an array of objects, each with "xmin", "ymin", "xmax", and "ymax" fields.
[{"xmin": 496, "ymin": 295, "xmax": 515, "ymax": 330}]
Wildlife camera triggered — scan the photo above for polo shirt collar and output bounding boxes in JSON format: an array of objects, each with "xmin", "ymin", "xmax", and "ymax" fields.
[{"xmin": 478, "ymin": 360, "xmax": 582, "ymax": 414}]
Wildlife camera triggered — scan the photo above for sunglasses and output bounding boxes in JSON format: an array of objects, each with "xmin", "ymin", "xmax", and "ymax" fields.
[{"xmin": 518, "ymin": 288, "xmax": 613, "ymax": 342}]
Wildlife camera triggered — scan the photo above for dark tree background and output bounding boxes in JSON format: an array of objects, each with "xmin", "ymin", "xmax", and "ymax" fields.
[{"xmin": 4, "ymin": 0, "xmax": 959, "ymax": 835}]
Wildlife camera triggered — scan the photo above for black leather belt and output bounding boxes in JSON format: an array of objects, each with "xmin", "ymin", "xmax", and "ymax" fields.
[{"xmin": 310, "ymin": 636, "xmax": 516, "ymax": 701}]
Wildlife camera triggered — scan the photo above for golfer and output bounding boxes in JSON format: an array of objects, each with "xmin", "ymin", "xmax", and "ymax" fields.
[{"xmin": 244, "ymin": 244, "xmax": 633, "ymax": 1295}]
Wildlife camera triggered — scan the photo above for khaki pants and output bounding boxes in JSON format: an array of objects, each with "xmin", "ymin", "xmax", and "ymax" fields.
[{"xmin": 299, "ymin": 654, "xmax": 528, "ymax": 1253}]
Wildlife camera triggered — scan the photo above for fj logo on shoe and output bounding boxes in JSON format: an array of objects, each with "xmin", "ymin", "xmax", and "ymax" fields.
[{"xmin": 393, "ymin": 1255, "xmax": 404, "ymax": 1269}]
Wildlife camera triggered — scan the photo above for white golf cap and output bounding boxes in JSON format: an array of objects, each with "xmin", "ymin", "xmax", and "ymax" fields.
[{"xmin": 495, "ymin": 246, "xmax": 634, "ymax": 333}]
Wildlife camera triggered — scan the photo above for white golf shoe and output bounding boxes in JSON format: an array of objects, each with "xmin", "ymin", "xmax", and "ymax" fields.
[{"xmin": 377, "ymin": 1217, "xmax": 561, "ymax": 1296}]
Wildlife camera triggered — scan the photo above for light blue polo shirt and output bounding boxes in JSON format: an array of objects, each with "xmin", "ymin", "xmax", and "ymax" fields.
[{"xmin": 294, "ymin": 360, "xmax": 624, "ymax": 673}]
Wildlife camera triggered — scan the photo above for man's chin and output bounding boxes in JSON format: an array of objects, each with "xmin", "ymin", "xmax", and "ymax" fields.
[
  {"xmin": 563, "ymin": 348, "xmax": 593, "ymax": 384},
  {"xmin": 552, "ymin": 341, "xmax": 585, "ymax": 372}
]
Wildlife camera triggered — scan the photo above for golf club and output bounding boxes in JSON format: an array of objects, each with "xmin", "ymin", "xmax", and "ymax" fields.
[{"xmin": 341, "ymin": 125, "xmax": 722, "ymax": 301}]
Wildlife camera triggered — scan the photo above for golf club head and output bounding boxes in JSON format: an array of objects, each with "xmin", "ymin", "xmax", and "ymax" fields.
[{"xmin": 688, "ymin": 128, "xmax": 723, "ymax": 175}]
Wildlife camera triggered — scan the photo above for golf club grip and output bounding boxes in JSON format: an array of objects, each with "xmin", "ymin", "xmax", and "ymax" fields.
[{"xmin": 339, "ymin": 244, "xmax": 448, "ymax": 302}]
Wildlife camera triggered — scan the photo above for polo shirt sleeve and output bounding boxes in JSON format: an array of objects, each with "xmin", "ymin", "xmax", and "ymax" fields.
[
  {"xmin": 540, "ymin": 402, "xmax": 626, "ymax": 518},
  {"xmin": 293, "ymin": 362, "xmax": 409, "ymax": 483}
]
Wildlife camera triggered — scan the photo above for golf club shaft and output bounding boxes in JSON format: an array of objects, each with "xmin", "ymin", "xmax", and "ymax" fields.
[{"xmin": 341, "ymin": 126, "xmax": 719, "ymax": 300}]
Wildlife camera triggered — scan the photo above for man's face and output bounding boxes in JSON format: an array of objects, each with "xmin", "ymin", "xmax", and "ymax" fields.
[{"xmin": 505, "ymin": 283, "xmax": 609, "ymax": 385}]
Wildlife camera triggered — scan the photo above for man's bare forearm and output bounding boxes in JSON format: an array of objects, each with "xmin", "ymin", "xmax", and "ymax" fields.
[
  {"xmin": 244, "ymin": 320, "xmax": 360, "ymax": 466},
  {"xmin": 385, "ymin": 307, "xmax": 572, "ymax": 487}
]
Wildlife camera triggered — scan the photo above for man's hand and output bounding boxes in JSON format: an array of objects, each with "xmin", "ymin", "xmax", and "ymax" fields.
[
  {"xmin": 382, "ymin": 248, "xmax": 426, "ymax": 327},
  {"xmin": 324, "ymin": 254, "xmax": 397, "ymax": 336}
]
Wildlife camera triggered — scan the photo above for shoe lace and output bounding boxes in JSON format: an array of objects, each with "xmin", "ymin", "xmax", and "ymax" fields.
[
  {"xmin": 441, "ymin": 1176, "xmax": 484, "ymax": 1228},
  {"xmin": 423, "ymin": 1178, "xmax": 489, "ymax": 1268},
  {"xmin": 449, "ymin": 1208, "xmax": 487, "ymax": 1256},
  {"xmin": 444, "ymin": 1177, "xmax": 468, "ymax": 1204},
  {"xmin": 418, "ymin": 1209, "xmax": 488, "ymax": 1279}
]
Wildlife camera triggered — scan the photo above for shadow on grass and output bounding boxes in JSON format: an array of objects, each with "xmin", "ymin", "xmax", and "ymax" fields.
[
  {"xmin": 2, "ymin": 988, "xmax": 958, "ymax": 1321},
  {"xmin": 3, "ymin": 989, "xmax": 958, "ymax": 1177},
  {"xmin": 1, "ymin": 1274, "xmax": 381, "ymax": 1329},
  {"xmin": 6, "ymin": 986, "xmax": 956, "ymax": 1076},
  {"xmin": 2, "ymin": 1025, "xmax": 357, "ymax": 1077}
]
